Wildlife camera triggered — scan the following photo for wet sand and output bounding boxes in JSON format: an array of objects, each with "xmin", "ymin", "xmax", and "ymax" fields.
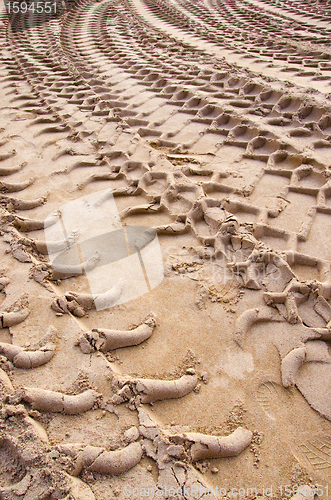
[{"xmin": 0, "ymin": 0, "xmax": 331, "ymax": 498}]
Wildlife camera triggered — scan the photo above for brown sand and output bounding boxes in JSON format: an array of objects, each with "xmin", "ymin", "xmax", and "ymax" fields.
[{"xmin": 0, "ymin": 0, "xmax": 331, "ymax": 498}]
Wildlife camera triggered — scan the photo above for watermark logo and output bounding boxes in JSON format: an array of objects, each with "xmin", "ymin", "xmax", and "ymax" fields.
[
  {"xmin": 44, "ymin": 189, "xmax": 164, "ymax": 310},
  {"xmin": 2, "ymin": 0, "xmax": 75, "ymax": 32}
]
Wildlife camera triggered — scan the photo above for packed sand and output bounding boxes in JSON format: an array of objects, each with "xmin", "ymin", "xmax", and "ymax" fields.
[{"xmin": 0, "ymin": 0, "xmax": 331, "ymax": 498}]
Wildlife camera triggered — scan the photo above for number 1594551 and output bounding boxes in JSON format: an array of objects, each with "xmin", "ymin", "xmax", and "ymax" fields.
[
  {"xmin": 279, "ymin": 485, "xmax": 329, "ymax": 497},
  {"xmin": 6, "ymin": 2, "xmax": 58, "ymax": 13}
]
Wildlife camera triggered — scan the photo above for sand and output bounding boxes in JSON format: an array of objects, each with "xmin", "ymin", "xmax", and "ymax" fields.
[{"xmin": 0, "ymin": 0, "xmax": 331, "ymax": 498}]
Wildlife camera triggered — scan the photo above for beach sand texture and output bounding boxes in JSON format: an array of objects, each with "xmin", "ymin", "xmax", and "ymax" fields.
[{"xmin": 0, "ymin": 0, "xmax": 331, "ymax": 498}]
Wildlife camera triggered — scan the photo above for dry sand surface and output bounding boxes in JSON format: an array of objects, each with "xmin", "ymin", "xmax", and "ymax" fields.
[{"xmin": 1, "ymin": 0, "xmax": 331, "ymax": 498}]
